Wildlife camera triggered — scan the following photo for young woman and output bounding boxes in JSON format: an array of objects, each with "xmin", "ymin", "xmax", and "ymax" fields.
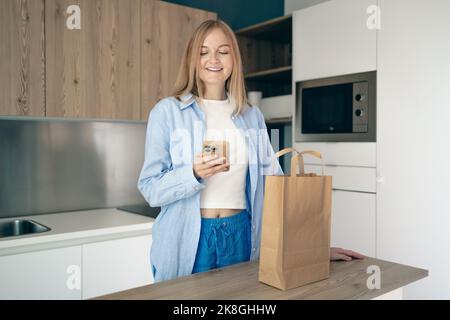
[{"xmin": 138, "ymin": 19, "xmax": 364, "ymax": 283}]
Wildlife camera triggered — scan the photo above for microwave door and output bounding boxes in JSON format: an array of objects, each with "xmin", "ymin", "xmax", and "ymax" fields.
[{"xmin": 301, "ymin": 83, "xmax": 353, "ymax": 134}]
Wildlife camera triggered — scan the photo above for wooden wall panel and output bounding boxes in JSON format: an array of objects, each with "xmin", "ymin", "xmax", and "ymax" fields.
[
  {"xmin": 0, "ymin": 0, "xmax": 45, "ymax": 116},
  {"xmin": 141, "ymin": 0, "xmax": 217, "ymax": 120},
  {"xmin": 46, "ymin": 0, "xmax": 141, "ymax": 119}
]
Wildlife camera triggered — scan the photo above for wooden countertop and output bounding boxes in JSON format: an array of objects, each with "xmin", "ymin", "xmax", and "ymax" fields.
[{"xmin": 98, "ymin": 257, "xmax": 428, "ymax": 300}]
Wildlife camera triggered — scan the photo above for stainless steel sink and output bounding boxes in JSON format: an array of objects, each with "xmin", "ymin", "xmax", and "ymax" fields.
[{"xmin": 0, "ymin": 219, "xmax": 51, "ymax": 238}]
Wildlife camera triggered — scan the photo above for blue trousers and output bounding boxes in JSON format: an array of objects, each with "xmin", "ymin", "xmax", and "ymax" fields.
[{"xmin": 192, "ymin": 209, "xmax": 251, "ymax": 274}]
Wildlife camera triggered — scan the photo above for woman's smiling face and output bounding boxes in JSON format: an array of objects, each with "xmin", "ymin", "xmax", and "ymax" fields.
[{"xmin": 198, "ymin": 28, "xmax": 234, "ymax": 88}]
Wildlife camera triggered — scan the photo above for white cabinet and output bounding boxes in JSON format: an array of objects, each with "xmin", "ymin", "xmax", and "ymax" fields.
[
  {"xmin": 294, "ymin": 142, "xmax": 376, "ymax": 167},
  {"xmin": 82, "ymin": 234, "xmax": 153, "ymax": 299},
  {"xmin": 304, "ymin": 164, "xmax": 376, "ymax": 193},
  {"xmin": 376, "ymin": 0, "xmax": 450, "ymax": 299},
  {"xmin": 331, "ymin": 190, "xmax": 376, "ymax": 257},
  {"xmin": 292, "ymin": 0, "xmax": 379, "ymax": 261},
  {"xmin": 0, "ymin": 234, "xmax": 153, "ymax": 300},
  {"xmin": 0, "ymin": 246, "xmax": 82, "ymax": 300},
  {"xmin": 293, "ymin": 0, "xmax": 377, "ymax": 82}
]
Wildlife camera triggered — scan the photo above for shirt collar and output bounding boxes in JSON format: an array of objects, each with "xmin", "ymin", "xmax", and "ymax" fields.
[
  {"xmin": 177, "ymin": 93, "xmax": 196, "ymax": 110},
  {"xmin": 178, "ymin": 92, "xmax": 234, "ymax": 111}
]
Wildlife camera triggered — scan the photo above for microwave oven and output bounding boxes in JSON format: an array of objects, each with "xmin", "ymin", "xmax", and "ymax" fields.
[{"xmin": 295, "ymin": 71, "xmax": 376, "ymax": 142}]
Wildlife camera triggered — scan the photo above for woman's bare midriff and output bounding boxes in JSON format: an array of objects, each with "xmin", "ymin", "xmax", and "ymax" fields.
[{"xmin": 200, "ymin": 208, "xmax": 242, "ymax": 218}]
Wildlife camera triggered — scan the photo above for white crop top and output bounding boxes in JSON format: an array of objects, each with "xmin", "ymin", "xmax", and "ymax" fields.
[{"xmin": 198, "ymin": 97, "xmax": 249, "ymax": 209}]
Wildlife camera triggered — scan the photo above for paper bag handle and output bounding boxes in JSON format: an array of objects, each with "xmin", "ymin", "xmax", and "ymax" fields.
[
  {"xmin": 291, "ymin": 150, "xmax": 325, "ymax": 177},
  {"xmin": 271, "ymin": 147, "xmax": 299, "ymax": 174},
  {"xmin": 274, "ymin": 147, "xmax": 298, "ymax": 158}
]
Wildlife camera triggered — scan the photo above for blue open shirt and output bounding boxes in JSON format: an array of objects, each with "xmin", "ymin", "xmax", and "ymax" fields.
[{"xmin": 137, "ymin": 93, "xmax": 283, "ymax": 282}]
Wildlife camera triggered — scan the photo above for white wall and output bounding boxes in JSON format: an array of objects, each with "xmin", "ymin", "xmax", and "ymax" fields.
[
  {"xmin": 285, "ymin": 0, "xmax": 332, "ymax": 15},
  {"xmin": 377, "ymin": 0, "xmax": 450, "ymax": 299}
]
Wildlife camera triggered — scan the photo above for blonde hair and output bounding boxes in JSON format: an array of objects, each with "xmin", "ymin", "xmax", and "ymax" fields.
[{"xmin": 172, "ymin": 19, "xmax": 250, "ymax": 114}]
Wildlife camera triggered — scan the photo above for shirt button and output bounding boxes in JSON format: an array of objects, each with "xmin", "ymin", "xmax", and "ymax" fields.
[
  {"xmin": 252, "ymin": 247, "xmax": 256, "ymax": 252},
  {"xmin": 252, "ymin": 225, "xmax": 255, "ymax": 230}
]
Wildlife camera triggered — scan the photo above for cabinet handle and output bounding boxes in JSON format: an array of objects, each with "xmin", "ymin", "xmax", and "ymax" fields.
[{"xmin": 376, "ymin": 176, "xmax": 385, "ymax": 183}]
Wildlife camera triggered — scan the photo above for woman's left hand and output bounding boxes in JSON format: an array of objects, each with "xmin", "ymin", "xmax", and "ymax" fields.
[{"xmin": 330, "ymin": 247, "xmax": 365, "ymax": 261}]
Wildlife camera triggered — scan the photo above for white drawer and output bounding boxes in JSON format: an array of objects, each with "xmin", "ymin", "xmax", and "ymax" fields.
[
  {"xmin": 293, "ymin": 142, "xmax": 376, "ymax": 167},
  {"xmin": 82, "ymin": 235, "xmax": 153, "ymax": 299},
  {"xmin": 331, "ymin": 190, "xmax": 376, "ymax": 257},
  {"xmin": 304, "ymin": 164, "xmax": 376, "ymax": 193}
]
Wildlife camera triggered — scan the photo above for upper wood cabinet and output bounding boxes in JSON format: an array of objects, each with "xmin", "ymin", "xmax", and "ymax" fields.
[
  {"xmin": 46, "ymin": 0, "xmax": 216, "ymax": 120},
  {"xmin": 141, "ymin": 0, "xmax": 217, "ymax": 120},
  {"xmin": 1, "ymin": 0, "xmax": 216, "ymax": 120},
  {"xmin": 46, "ymin": 0, "xmax": 141, "ymax": 119},
  {"xmin": 0, "ymin": 0, "xmax": 46, "ymax": 117}
]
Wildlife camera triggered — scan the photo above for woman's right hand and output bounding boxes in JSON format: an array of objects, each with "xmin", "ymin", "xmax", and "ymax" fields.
[{"xmin": 193, "ymin": 153, "xmax": 230, "ymax": 180}]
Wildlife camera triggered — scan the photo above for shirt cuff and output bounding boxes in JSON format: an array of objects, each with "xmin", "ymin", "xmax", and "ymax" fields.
[{"xmin": 179, "ymin": 165, "xmax": 205, "ymax": 193}]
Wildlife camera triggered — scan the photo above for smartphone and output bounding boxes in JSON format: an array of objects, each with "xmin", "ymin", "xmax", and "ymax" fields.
[{"xmin": 202, "ymin": 140, "xmax": 229, "ymax": 163}]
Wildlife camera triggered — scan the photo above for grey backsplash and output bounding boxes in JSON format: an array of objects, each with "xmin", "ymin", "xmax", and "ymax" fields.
[{"xmin": 0, "ymin": 116, "xmax": 149, "ymax": 218}]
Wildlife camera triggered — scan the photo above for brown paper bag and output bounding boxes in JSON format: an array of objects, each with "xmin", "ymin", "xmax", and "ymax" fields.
[{"xmin": 258, "ymin": 147, "xmax": 332, "ymax": 290}]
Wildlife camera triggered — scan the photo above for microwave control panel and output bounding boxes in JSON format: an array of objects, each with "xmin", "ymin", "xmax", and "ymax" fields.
[{"xmin": 352, "ymin": 81, "xmax": 369, "ymax": 133}]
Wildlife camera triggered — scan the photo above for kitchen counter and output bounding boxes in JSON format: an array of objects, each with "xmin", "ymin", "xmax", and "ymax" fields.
[
  {"xmin": 0, "ymin": 208, "xmax": 154, "ymax": 256},
  {"xmin": 98, "ymin": 257, "xmax": 428, "ymax": 300}
]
